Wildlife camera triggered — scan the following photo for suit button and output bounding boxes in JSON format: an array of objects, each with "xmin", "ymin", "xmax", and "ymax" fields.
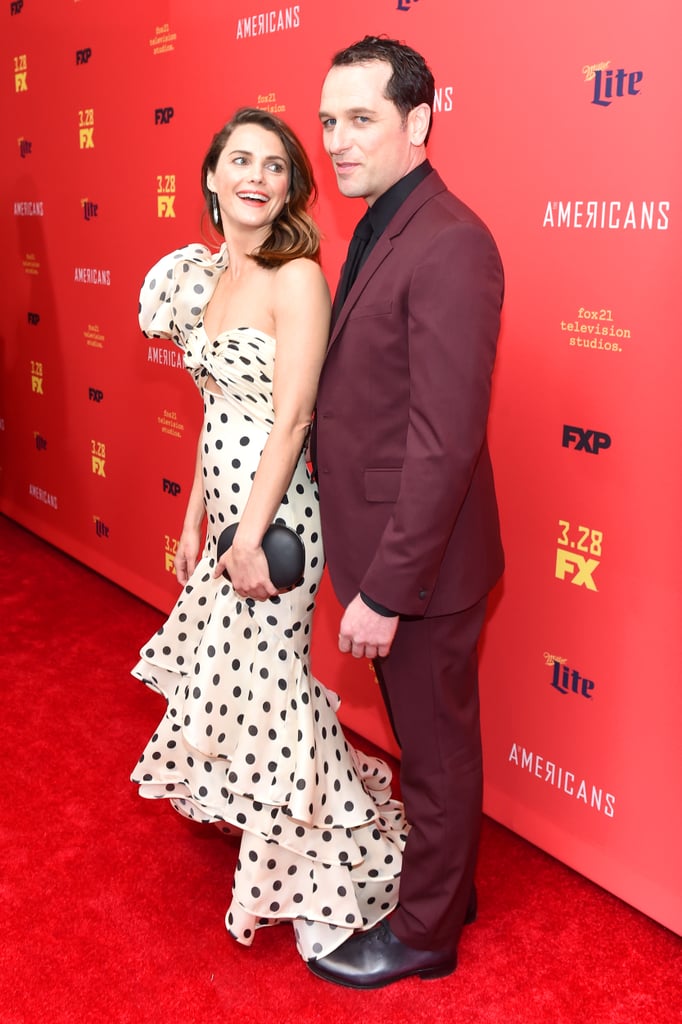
[{"xmin": 419, "ymin": 589, "xmax": 427, "ymax": 600}]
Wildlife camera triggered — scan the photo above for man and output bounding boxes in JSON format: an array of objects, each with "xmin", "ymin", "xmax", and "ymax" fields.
[{"xmin": 310, "ymin": 37, "xmax": 504, "ymax": 988}]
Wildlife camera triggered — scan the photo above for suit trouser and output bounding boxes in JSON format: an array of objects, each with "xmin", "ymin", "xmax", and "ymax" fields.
[{"xmin": 373, "ymin": 594, "xmax": 488, "ymax": 953}]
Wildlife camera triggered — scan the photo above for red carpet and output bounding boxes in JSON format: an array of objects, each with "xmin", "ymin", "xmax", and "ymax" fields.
[{"xmin": 1, "ymin": 513, "xmax": 680, "ymax": 1024}]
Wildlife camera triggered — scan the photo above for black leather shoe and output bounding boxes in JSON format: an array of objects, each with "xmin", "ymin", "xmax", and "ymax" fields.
[{"xmin": 307, "ymin": 921, "xmax": 456, "ymax": 989}]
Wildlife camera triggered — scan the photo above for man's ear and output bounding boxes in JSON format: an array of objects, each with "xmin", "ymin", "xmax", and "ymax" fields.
[{"xmin": 408, "ymin": 103, "xmax": 431, "ymax": 147}]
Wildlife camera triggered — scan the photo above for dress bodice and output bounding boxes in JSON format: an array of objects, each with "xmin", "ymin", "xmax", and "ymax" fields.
[{"xmin": 139, "ymin": 244, "xmax": 277, "ymax": 414}]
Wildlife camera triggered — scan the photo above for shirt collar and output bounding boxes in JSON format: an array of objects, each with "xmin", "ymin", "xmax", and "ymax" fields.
[{"xmin": 367, "ymin": 159, "xmax": 432, "ymax": 237}]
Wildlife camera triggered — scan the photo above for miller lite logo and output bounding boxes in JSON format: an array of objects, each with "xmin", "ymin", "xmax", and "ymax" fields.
[
  {"xmin": 10, "ymin": 0, "xmax": 24, "ymax": 14},
  {"xmin": 396, "ymin": 0, "xmax": 419, "ymax": 9},
  {"xmin": 583, "ymin": 63, "xmax": 644, "ymax": 107},
  {"xmin": 76, "ymin": 48, "xmax": 92, "ymax": 65},
  {"xmin": 27, "ymin": 312, "xmax": 40, "ymax": 326},
  {"xmin": 93, "ymin": 516, "xmax": 110, "ymax": 538},
  {"xmin": 549, "ymin": 659, "xmax": 595, "ymax": 699},
  {"xmin": 88, "ymin": 387, "xmax": 104, "ymax": 403},
  {"xmin": 562, "ymin": 425, "xmax": 611, "ymax": 455},
  {"xmin": 162, "ymin": 478, "xmax": 182, "ymax": 496},
  {"xmin": 154, "ymin": 106, "xmax": 174, "ymax": 125},
  {"xmin": 18, "ymin": 137, "xmax": 32, "ymax": 157},
  {"xmin": 34, "ymin": 432, "xmax": 48, "ymax": 451},
  {"xmin": 82, "ymin": 199, "xmax": 98, "ymax": 220}
]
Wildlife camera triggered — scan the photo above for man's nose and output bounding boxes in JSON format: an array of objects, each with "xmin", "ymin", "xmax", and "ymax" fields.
[{"xmin": 328, "ymin": 123, "xmax": 350, "ymax": 155}]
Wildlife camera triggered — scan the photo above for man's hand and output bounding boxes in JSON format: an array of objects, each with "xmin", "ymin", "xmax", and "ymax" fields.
[{"xmin": 338, "ymin": 594, "xmax": 399, "ymax": 660}]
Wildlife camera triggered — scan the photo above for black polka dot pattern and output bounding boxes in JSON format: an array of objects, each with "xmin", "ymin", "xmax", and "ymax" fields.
[{"xmin": 132, "ymin": 244, "xmax": 407, "ymax": 961}]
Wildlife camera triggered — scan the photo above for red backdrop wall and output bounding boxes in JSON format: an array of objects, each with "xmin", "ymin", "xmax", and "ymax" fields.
[{"xmin": 1, "ymin": 0, "xmax": 680, "ymax": 935}]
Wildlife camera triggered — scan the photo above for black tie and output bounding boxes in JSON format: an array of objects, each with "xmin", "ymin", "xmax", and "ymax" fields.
[{"xmin": 333, "ymin": 212, "xmax": 373, "ymax": 322}]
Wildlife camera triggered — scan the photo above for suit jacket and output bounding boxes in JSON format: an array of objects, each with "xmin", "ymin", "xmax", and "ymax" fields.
[{"xmin": 315, "ymin": 168, "xmax": 504, "ymax": 618}]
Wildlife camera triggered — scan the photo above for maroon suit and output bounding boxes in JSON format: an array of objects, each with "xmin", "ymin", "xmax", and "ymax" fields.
[{"xmin": 315, "ymin": 168, "xmax": 504, "ymax": 953}]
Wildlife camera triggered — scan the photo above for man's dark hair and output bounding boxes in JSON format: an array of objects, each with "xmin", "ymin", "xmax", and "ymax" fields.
[{"xmin": 331, "ymin": 35, "xmax": 435, "ymax": 143}]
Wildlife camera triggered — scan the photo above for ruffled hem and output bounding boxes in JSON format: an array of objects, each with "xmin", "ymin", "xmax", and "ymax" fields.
[{"xmin": 131, "ymin": 556, "xmax": 407, "ymax": 958}]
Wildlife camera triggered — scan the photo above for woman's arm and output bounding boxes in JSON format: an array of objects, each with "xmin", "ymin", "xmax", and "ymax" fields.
[
  {"xmin": 216, "ymin": 258, "xmax": 330, "ymax": 598},
  {"xmin": 174, "ymin": 436, "xmax": 206, "ymax": 585}
]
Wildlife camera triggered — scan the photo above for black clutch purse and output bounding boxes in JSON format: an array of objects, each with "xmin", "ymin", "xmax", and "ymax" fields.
[{"xmin": 216, "ymin": 522, "xmax": 305, "ymax": 589}]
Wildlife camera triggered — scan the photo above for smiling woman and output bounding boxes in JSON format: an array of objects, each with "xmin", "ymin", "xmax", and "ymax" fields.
[{"xmin": 201, "ymin": 107, "xmax": 320, "ymax": 267}]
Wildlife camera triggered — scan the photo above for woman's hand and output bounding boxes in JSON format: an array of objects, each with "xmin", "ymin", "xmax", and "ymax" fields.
[
  {"xmin": 174, "ymin": 526, "xmax": 202, "ymax": 585},
  {"xmin": 214, "ymin": 542, "xmax": 278, "ymax": 601}
]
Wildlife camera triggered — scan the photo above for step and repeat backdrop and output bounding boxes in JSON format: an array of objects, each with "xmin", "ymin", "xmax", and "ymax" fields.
[{"xmin": 1, "ymin": 0, "xmax": 680, "ymax": 934}]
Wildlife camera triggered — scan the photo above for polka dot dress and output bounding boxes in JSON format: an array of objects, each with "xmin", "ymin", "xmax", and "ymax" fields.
[{"xmin": 131, "ymin": 245, "xmax": 408, "ymax": 961}]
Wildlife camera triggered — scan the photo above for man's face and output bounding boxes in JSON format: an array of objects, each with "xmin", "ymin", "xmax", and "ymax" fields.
[{"xmin": 319, "ymin": 61, "xmax": 424, "ymax": 206}]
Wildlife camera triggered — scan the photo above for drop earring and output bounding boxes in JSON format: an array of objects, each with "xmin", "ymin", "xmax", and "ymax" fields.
[{"xmin": 211, "ymin": 190, "xmax": 220, "ymax": 226}]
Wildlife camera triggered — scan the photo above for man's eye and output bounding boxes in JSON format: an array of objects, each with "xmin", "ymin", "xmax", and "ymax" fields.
[{"xmin": 322, "ymin": 118, "xmax": 336, "ymax": 129}]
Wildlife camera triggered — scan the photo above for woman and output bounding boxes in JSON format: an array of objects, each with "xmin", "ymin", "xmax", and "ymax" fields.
[{"xmin": 131, "ymin": 108, "xmax": 406, "ymax": 962}]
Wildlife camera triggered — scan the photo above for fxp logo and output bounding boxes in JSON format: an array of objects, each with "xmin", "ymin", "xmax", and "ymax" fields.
[
  {"xmin": 562, "ymin": 424, "xmax": 611, "ymax": 455},
  {"xmin": 154, "ymin": 107, "xmax": 174, "ymax": 125}
]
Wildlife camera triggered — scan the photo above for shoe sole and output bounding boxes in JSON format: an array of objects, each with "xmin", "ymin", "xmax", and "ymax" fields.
[{"xmin": 307, "ymin": 959, "xmax": 456, "ymax": 989}]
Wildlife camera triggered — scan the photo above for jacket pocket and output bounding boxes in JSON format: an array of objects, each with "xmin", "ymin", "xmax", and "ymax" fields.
[
  {"xmin": 351, "ymin": 299, "xmax": 393, "ymax": 320},
  {"xmin": 364, "ymin": 468, "xmax": 401, "ymax": 502}
]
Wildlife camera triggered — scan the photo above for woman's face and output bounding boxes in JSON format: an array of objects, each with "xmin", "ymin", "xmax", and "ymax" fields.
[{"xmin": 207, "ymin": 123, "xmax": 291, "ymax": 234}]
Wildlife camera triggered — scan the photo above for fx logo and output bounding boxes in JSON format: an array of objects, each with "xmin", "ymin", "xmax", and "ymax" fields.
[
  {"xmin": 31, "ymin": 375, "xmax": 44, "ymax": 394},
  {"xmin": 79, "ymin": 127, "xmax": 94, "ymax": 149},
  {"xmin": 76, "ymin": 48, "xmax": 92, "ymax": 64},
  {"xmin": 157, "ymin": 195, "xmax": 175, "ymax": 217},
  {"xmin": 550, "ymin": 659, "xmax": 595, "ymax": 699},
  {"xmin": 562, "ymin": 424, "xmax": 611, "ymax": 454},
  {"xmin": 154, "ymin": 107, "xmax": 174, "ymax": 124},
  {"xmin": 91, "ymin": 455, "xmax": 106, "ymax": 477},
  {"xmin": 34, "ymin": 433, "xmax": 48, "ymax": 451},
  {"xmin": 10, "ymin": 0, "xmax": 24, "ymax": 13},
  {"xmin": 27, "ymin": 312, "xmax": 40, "ymax": 325},
  {"xmin": 555, "ymin": 549, "xmax": 599, "ymax": 591},
  {"xmin": 88, "ymin": 387, "xmax": 104, "ymax": 402},
  {"xmin": 592, "ymin": 68, "xmax": 643, "ymax": 107},
  {"xmin": 18, "ymin": 138, "xmax": 32, "ymax": 157},
  {"xmin": 164, "ymin": 551, "xmax": 177, "ymax": 574},
  {"xmin": 163, "ymin": 478, "xmax": 182, "ymax": 496}
]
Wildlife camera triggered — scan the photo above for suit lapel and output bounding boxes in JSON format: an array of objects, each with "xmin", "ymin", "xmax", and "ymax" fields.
[{"xmin": 328, "ymin": 170, "xmax": 448, "ymax": 349}]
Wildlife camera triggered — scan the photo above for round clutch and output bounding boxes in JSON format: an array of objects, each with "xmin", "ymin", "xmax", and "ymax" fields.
[{"xmin": 216, "ymin": 522, "xmax": 305, "ymax": 589}]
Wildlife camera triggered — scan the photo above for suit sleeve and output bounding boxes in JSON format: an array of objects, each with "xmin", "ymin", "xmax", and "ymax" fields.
[{"xmin": 359, "ymin": 219, "xmax": 503, "ymax": 614}]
